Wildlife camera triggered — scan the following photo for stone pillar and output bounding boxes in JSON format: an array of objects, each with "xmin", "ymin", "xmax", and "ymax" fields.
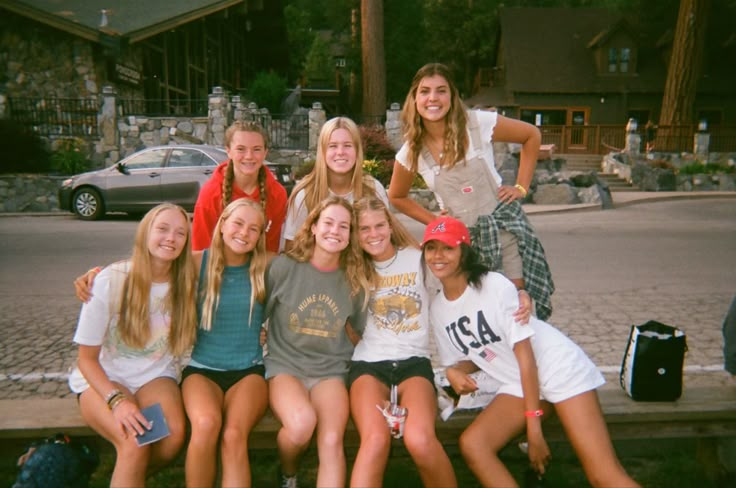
[
  {"xmin": 385, "ymin": 102, "xmax": 402, "ymax": 150},
  {"xmin": 208, "ymin": 86, "xmax": 229, "ymax": 146},
  {"xmin": 309, "ymin": 102, "xmax": 326, "ymax": 152},
  {"xmin": 694, "ymin": 129, "xmax": 710, "ymax": 162},
  {"xmin": 0, "ymin": 93, "xmax": 6, "ymax": 119},
  {"xmin": 624, "ymin": 118, "xmax": 641, "ymax": 156},
  {"xmin": 231, "ymin": 95, "xmax": 247, "ymax": 121},
  {"xmin": 99, "ymin": 85, "xmax": 118, "ymax": 146}
]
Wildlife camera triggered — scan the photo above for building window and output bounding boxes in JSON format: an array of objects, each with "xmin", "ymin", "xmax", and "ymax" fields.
[
  {"xmin": 335, "ymin": 57, "xmax": 346, "ymax": 68},
  {"xmin": 620, "ymin": 48, "xmax": 630, "ymax": 73},
  {"xmin": 608, "ymin": 48, "xmax": 618, "ymax": 73}
]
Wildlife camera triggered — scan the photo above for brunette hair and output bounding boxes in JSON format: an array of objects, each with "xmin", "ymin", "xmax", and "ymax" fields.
[
  {"xmin": 288, "ymin": 117, "xmax": 378, "ymax": 215},
  {"xmin": 116, "ymin": 203, "xmax": 197, "ymax": 355},
  {"xmin": 221, "ymin": 120, "xmax": 270, "ymax": 209},
  {"xmin": 401, "ymin": 63, "xmax": 469, "ymax": 172},
  {"xmin": 287, "ymin": 195, "xmax": 372, "ymax": 304},
  {"xmin": 199, "ymin": 199, "xmax": 268, "ymax": 331},
  {"xmin": 420, "ymin": 242, "xmax": 490, "ymax": 291}
]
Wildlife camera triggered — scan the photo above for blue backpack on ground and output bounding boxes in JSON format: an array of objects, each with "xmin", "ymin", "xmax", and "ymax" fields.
[{"xmin": 13, "ymin": 433, "xmax": 99, "ymax": 488}]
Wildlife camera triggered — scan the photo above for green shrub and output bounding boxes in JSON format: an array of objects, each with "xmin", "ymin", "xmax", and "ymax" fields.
[
  {"xmin": 678, "ymin": 161, "xmax": 735, "ymax": 175},
  {"xmin": 50, "ymin": 137, "xmax": 90, "ymax": 175},
  {"xmin": 248, "ymin": 71, "xmax": 288, "ymax": 113}
]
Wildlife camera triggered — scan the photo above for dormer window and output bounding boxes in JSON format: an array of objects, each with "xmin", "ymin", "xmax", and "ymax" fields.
[
  {"xmin": 608, "ymin": 47, "xmax": 631, "ymax": 73},
  {"xmin": 620, "ymin": 48, "xmax": 630, "ymax": 72},
  {"xmin": 608, "ymin": 48, "xmax": 617, "ymax": 72}
]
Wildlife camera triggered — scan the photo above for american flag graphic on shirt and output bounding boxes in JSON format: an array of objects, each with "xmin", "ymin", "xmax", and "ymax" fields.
[{"xmin": 480, "ymin": 347, "xmax": 496, "ymax": 362}]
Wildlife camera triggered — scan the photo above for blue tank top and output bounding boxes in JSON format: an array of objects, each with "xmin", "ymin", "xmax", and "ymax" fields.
[{"xmin": 191, "ymin": 250, "xmax": 264, "ymax": 370}]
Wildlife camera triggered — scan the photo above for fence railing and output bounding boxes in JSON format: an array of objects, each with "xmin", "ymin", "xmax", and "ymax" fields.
[
  {"xmin": 118, "ymin": 98, "xmax": 209, "ymax": 117},
  {"xmin": 538, "ymin": 124, "xmax": 736, "ymax": 154},
  {"xmin": 8, "ymin": 97, "xmax": 98, "ymax": 137},
  {"xmin": 236, "ymin": 111, "xmax": 309, "ymax": 150}
]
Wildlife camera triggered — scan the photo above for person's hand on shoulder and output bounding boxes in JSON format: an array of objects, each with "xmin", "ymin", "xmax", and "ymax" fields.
[
  {"xmin": 74, "ymin": 267, "xmax": 101, "ymax": 303},
  {"xmin": 514, "ymin": 290, "xmax": 532, "ymax": 325}
]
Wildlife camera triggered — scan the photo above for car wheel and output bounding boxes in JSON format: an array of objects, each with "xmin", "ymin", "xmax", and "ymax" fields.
[{"xmin": 72, "ymin": 188, "xmax": 105, "ymax": 220}]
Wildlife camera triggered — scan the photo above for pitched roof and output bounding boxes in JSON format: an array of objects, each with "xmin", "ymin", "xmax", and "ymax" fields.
[
  {"xmin": 0, "ymin": 0, "xmax": 249, "ymax": 43},
  {"xmin": 497, "ymin": 7, "xmax": 665, "ymax": 94}
]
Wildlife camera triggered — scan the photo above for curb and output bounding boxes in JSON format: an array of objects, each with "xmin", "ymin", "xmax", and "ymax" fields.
[{"xmin": 1, "ymin": 192, "xmax": 734, "ymax": 219}]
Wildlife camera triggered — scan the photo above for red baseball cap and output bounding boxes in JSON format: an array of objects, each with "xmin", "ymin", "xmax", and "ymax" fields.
[{"xmin": 422, "ymin": 216, "xmax": 471, "ymax": 248}]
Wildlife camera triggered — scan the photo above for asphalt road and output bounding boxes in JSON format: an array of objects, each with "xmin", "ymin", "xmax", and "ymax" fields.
[{"xmin": 0, "ymin": 198, "xmax": 734, "ymax": 398}]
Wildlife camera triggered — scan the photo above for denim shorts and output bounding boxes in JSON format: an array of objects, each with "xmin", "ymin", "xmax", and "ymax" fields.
[
  {"xmin": 348, "ymin": 356, "xmax": 435, "ymax": 391},
  {"xmin": 181, "ymin": 364, "xmax": 265, "ymax": 394}
]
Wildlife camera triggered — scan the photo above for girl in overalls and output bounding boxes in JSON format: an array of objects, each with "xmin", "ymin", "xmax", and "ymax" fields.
[{"xmin": 389, "ymin": 62, "xmax": 554, "ymax": 320}]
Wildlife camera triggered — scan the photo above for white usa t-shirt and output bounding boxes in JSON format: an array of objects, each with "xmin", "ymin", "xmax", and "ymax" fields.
[
  {"xmin": 68, "ymin": 265, "xmax": 178, "ymax": 394},
  {"xmin": 430, "ymin": 272, "xmax": 604, "ymax": 403}
]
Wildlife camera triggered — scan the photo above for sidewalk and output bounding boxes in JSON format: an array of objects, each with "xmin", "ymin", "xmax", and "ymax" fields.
[{"xmin": 523, "ymin": 190, "xmax": 736, "ymax": 215}]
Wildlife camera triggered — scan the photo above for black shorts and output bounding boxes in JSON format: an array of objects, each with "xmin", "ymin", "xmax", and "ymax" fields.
[
  {"xmin": 181, "ymin": 364, "xmax": 265, "ymax": 394},
  {"xmin": 348, "ymin": 357, "xmax": 435, "ymax": 391}
]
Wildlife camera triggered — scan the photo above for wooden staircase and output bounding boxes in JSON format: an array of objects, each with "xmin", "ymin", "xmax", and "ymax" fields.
[{"xmin": 555, "ymin": 153, "xmax": 638, "ymax": 192}]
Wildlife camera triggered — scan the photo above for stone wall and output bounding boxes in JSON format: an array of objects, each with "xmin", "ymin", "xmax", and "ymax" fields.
[
  {"xmin": 0, "ymin": 175, "xmax": 65, "ymax": 212},
  {"xmin": 603, "ymin": 152, "xmax": 736, "ymax": 191}
]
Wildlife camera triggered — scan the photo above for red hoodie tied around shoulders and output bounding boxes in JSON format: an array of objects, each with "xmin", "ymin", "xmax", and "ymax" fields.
[{"xmin": 192, "ymin": 161, "xmax": 288, "ymax": 252}]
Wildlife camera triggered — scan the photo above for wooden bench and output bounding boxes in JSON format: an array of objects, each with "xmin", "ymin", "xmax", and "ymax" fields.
[{"xmin": 2, "ymin": 386, "xmax": 735, "ymax": 448}]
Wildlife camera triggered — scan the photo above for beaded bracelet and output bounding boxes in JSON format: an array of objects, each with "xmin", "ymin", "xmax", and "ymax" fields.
[{"xmin": 524, "ymin": 409, "xmax": 544, "ymax": 417}]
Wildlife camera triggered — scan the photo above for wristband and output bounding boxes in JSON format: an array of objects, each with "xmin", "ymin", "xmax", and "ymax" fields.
[
  {"xmin": 514, "ymin": 184, "xmax": 528, "ymax": 198},
  {"xmin": 524, "ymin": 409, "xmax": 543, "ymax": 418}
]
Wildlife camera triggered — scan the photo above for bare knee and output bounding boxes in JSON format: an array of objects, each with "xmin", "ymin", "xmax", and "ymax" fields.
[
  {"xmin": 318, "ymin": 428, "xmax": 344, "ymax": 453},
  {"xmin": 459, "ymin": 428, "xmax": 493, "ymax": 463},
  {"xmin": 221, "ymin": 424, "xmax": 249, "ymax": 455},
  {"xmin": 403, "ymin": 427, "xmax": 435, "ymax": 461},
  {"xmin": 189, "ymin": 412, "xmax": 222, "ymax": 444},
  {"xmin": 281, "ymin": 408, "xmax": 317, "ymax": 446},
  {"xmin": 359, "ymin": 429, "xmax": 391, "ymax": 458}
]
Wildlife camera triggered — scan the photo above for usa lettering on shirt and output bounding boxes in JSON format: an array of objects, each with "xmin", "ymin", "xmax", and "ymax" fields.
[{"xmin": 442, "ymin": 309, "xmax": 502, "ymax": 358}]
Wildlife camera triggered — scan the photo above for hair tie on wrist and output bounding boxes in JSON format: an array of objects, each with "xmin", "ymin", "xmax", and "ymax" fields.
[{"xmin": 524, "ymin": 409, "xmax": 543, "ymax": 418}]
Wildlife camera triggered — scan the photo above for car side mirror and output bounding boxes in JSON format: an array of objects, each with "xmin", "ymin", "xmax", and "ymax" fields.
[{"xmin": 116, "ymin": 163, "xmax": 129, "ymax": 175}]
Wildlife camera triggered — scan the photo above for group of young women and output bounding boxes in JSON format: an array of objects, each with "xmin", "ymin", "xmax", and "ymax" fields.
[{"xmin": 70, "ymin": 63, "xmax": 638, "ymax": 487}]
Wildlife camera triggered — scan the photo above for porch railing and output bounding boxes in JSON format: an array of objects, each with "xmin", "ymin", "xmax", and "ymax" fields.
[
  {"xmin": 538, "ymin": 124, "xmax": 736, "ymax": 155},
  {"xmin": 7, "ymin": 97, "xmax": 98, "ymax": 137}
]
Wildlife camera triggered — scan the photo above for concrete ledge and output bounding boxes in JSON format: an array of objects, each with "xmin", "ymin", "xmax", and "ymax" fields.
[{"xmin": 3, "ymin": 386, "xmax": 734, "ymax": 447}]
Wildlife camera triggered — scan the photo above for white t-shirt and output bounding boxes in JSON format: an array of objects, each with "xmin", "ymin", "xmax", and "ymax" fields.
[
  {"xmin": 395, "ymin": 110, "xmax": 503, "ymax": 208},
  {"xmin": 430, "ymin": 272, "xmax": 604, "ymax": 403},
  {"xmin": 352, "ymin": 247, "xmax": 430, "ymax": 362},
  {"xmin": 282, "ymin": 177, "xmax": 390, "ymax": 244},
  {"xmin": 68, "ymin": 264, "xmax": 179, "ymax": 394}
]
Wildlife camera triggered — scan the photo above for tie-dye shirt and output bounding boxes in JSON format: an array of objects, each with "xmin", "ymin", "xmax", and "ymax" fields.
[{"xmin": 69, "ymin": 263, "xmax": 178, "ymax": 394}]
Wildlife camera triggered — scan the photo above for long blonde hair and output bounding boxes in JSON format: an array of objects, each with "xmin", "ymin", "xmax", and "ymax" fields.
[
  {"xmin": 287, "ymin": 195, "xmax": 372, "ymax": 305},
  {"xmin": 401, "ymin": 62, "xmax": 469, "ymax": 172},
  {"xmin": 199, "ymin": 199, "xmax": 268, "ymax": 331},
  {"xmin": 288, "ymin": 117, "xmax": 377, "ymax": 214},
  {"xmin": 221, "ymin": 120, "xmax": 270, "ymax": 208},
  {"xmin": 116, "ymin": 203, "xmax": 197, "ymax": 356}
]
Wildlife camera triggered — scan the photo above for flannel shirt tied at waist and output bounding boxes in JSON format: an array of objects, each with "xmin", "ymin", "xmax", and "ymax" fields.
[{"xmin": 469, "ymin": 201, "xmax": 555, "ymax": 320}]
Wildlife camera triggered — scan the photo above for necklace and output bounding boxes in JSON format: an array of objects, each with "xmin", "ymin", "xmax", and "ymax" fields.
[
  {"xmin": 374, "ymin": 251, "xmax": 398, "ymax": 270},
  {"xmin": 426, "ymin": 137, "xmax": 445, "ymax": 163}
]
